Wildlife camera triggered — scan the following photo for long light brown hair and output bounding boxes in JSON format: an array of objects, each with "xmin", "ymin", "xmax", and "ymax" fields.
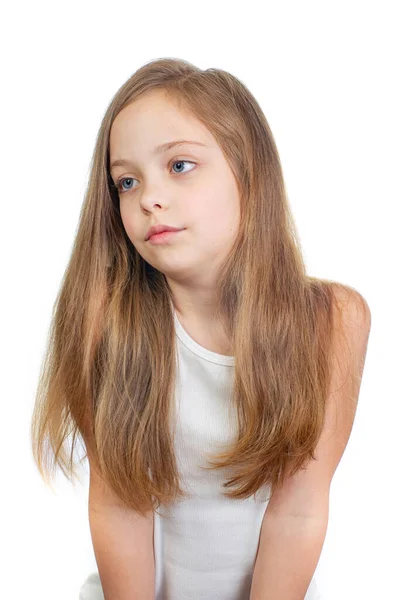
[{"xmin": 31, "ymin": 57, "xmax": 359, "ymax": 519}]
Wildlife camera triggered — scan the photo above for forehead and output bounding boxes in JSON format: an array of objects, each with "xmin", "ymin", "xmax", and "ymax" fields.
[{"xmin": 109, "ymin": 90, "xmax": 214, "ymax": 152}]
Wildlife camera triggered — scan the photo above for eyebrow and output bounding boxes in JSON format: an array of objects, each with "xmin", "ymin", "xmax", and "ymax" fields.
[{"xmin": 110, "ymin": 139, "xmax": 208, "ymax": 172}]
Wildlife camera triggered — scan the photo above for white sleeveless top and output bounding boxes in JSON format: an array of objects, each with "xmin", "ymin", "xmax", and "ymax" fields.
[{"xmin": 152, "ymin": 309, "xmax": 322, "ymax": 600}]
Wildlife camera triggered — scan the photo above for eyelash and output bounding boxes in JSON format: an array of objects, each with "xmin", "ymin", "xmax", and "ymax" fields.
[{"xmin": 111, "ymin": 159, "xmax": 197, "ymax": 194}]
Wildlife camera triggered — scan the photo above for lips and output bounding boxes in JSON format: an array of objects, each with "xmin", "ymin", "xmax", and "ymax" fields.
[{"xmin": 145, "ymin": 224, "xmax": 183, "ymax": 241}]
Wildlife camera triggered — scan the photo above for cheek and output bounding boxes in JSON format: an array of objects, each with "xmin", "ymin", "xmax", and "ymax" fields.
[
  {"xmin": 119, "ymin": 206, "xmax": 136, "ymax": 239},
  {"xmin": 196, "ymin": 195, "xmax": 239, "ymax": 243}
]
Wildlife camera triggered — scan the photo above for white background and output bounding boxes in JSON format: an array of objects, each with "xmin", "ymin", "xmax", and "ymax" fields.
[{"xmin": 1, "ymin": 1, "xmax": 412, "ymax": 598}]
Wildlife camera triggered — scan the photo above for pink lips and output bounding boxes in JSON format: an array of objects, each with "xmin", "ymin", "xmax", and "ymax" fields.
[
  {"xmin": 145, "ymin": 224, "xmax": 184, "ymax": 241},
  {"xmin": 148, "ymin": 230, "xmax": 183, "ymax": 244}
]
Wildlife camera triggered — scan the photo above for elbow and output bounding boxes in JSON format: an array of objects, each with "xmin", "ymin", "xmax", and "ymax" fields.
[{"xmin": 263, "ymin": 506, "xmax": 330, "ymax": 539}]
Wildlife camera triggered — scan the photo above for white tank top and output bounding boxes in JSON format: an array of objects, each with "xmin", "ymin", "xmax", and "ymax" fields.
[{"xmin": 153, "ymin": 308, "xmax": 322, "ymax": 600}]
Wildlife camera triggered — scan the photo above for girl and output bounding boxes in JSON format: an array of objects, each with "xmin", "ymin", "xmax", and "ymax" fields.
[{"xmin": 31, "ymin": 57, "xmax": 371, "ymax": 600}]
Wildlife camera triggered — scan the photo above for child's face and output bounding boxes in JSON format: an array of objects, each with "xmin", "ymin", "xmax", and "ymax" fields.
[{"xmin": 109, "ymin": 89, "xmax": 241, "ymax": 284}]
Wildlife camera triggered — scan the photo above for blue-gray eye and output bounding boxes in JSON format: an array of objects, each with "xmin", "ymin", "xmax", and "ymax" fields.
[{"xmin": 119, "ymin": 177, "xmax": 135, "ymax": 192}]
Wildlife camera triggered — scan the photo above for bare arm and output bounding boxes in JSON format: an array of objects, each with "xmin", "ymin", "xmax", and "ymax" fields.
[
  {"xmin": 250, "ymin": 287, "xmax": 371, "ymax": 599},
  {"xmin": 87, "ymin": 454, "xmax": 155, "ymax": 600},
  {"xmin": 250, "ymin": 511, "xmax": 327, "ymax": 600}
]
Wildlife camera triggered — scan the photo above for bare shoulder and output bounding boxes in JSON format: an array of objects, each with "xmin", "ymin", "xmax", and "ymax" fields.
[
  {"xmin": 327, "ymin": 282, "xmax": 372, "ymax": 414},
  {"xmin": 330, "ymin": 282, "xmax": 371, "ymax": 334}
]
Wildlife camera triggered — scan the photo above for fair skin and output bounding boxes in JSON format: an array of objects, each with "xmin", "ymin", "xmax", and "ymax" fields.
[{"xmin": 109, "ymin": 89, "xmax": 240, "ymax": 355}]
